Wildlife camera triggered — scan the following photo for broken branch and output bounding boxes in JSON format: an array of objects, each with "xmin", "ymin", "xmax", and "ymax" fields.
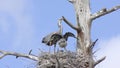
[
  {"xmin": 62, "ymin": 16, "xmax": 80, "ymax": 31},
  {"xmin": 29, "ymin": 49, "xmax": 32, "ymax": 55},
  {"xmin": 94, "ymin": 56, "xmax": 106, "ymax": 67},
  {"xmin": 0, "ymin": 50, "xmax": 38, "ymax": 61},
  {"xmin": 68, "ymin": 0, "xmax": 75, "ymax": 3},
  {"xmin": 93, "ymin": 48, "xmax": 100, "ymax": 54},
  {"xmin": 91, "ymin": 5, "xmax": 120, "ymax": 20},
  {"xmin": 90, "ymin": 39, "xmax": 98, "ymax": 49}
]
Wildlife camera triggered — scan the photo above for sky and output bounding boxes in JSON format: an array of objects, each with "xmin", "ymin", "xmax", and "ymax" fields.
[{"xmin": 0, "ymin": 0, "xmax": 120, "ymax": 68}]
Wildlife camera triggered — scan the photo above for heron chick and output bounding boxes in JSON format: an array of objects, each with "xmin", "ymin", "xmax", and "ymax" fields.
[{"xmin": 50, "ymin": 32, "xmax": 77, "ymax": 52}]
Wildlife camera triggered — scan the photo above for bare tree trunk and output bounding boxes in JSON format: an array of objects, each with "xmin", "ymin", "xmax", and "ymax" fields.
[
  {"xmin": 71, "ymin": 0, "xmax": 93, "ymax": 67},
  {"xmin": 73, "ymin": 0, "xmax": 91, "ymax": 54}
]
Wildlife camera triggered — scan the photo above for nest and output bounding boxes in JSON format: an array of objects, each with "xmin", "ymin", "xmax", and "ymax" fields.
[{"xmin": 36, "ymin": 50, "xmax": 90, "ymax": 68}]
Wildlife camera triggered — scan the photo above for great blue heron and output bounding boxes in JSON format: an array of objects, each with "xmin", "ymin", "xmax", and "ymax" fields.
[
  {"xmin": 42, "ymin": 18, "xmax": 63, "ymax": 53},
  {"xmin": 49, "ymin": 32, "xmax": 77, "ymax": 52}
]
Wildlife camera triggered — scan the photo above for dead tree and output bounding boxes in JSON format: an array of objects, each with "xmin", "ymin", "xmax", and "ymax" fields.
[{"xmin": 0, "ymin": 0, "xmax": 120, "ymax": 68}]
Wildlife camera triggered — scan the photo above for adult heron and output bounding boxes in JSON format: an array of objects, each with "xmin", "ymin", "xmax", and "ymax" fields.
[{"xmin": 42, "ymin": 18, "xmax": 63, "ymax": 53}]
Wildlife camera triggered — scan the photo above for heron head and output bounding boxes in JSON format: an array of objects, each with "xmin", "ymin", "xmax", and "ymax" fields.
[{"xmin": 58, "ymin": 18, "xmax": 62, "ymax": 27}]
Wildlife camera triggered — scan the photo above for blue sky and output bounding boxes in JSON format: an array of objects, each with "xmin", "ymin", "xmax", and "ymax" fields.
[{"xmin": 0, "ymin": 0, "xmax": 120, "ymax": 68}]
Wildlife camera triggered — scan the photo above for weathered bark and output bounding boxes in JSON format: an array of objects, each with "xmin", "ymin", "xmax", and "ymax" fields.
[
  {"xmin": 70, "ymin": 0, "xmax": 93, "ymax": 67},
  {"xmin": 72, "ymin": 0, "xmax": 91, "ymax": 54}
]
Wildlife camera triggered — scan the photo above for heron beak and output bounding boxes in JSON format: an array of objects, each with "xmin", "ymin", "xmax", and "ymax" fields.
[{"xmin": 74, "ymin": 37, "xmax": 79, "ymax": 40}]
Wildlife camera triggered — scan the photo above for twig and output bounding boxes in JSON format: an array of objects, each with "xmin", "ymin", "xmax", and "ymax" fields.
[
  {"xmin": 91, "ymin": 5, "xmax": 120, "ymax": 20},
  {"xmin": 38, "ymin": 48, "xmax": 44, "ymax": 53},
  {"xmin": 0, "ymin": 50, "xmax": 38, "ymax": 61},
  {"xmin": 68, "ymin": 0, "xmax": 75, "ymax": 3},
  {"xmin": 93, "ymin": 48, "xmax": 100, "ymax": 54},
  {"xmin": 94, "ymin": 56, "xmax": 106, "ymax": 67},
  {"xmin": 29, "ymin": 49, "xmax": 32, "ymax": 55},
  {"xmin": 90, "ymin": 39, "xmax": 98, "ymax": 49},
  {"xmin": 62, "ymin": 16, "xmax": 80, "ymax": 31},
  {"xmin": 55, "ymin": 55, "xmax": 60, "ymax": 68}
]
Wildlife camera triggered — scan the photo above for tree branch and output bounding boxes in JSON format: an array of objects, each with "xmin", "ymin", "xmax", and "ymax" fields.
[
  {"xmin": 91, "ymin": 5, "xmax": 120, "ymax": 20},
  {"xmin": 68, "ymin": 0, "xmax": 75, "ymax": 3},
  {"xmin": 93, "ymin": 48, "xmax": 100, "ymax": 54},
  {"xmin": 62, "ymin": 16, "xmax": 80, "ymax": 31},
  {"xmin": 0, "ymin": 50, "xmax": 38, "ymax": 61},
  {"xmin": 94, "ymin": 56, "xmax": 106, "ymax": 67},
  {"xmin": 55, "ymin": 55, "xmax": 60, "ymax": 68}
]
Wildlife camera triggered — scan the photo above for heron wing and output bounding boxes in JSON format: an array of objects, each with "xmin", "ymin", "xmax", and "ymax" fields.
[
  {"xmin": 50, "ymin": 34, "xmax": 62, "ymax": 42},
  {"xmin": 64, "ymin": 32, "xmax": 76, "ymax": 41},
  {"xmin": 46, "ymin": 34, "xmax": 62, "ymax": 46},
  {"xmin": 42, "ymin": 32, "xmax": 56, "ymax": 43}
]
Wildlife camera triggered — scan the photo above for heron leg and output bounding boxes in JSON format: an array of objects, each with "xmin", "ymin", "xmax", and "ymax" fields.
[
  {"xmin": 64, "ymin": 47, "xmax": 67, "ymax": 52},
  {"xmin": 49, "ymin": 47, "xmax": 51, "ymax": 53},
  {"xmin": 54, "ymin": 44, "xmax": 56, "ymax": 54}
]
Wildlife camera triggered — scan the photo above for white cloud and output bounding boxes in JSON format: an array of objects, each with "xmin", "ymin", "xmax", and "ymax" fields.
[
  {"xmin": 0, "ymin": 0, "xmax": 25, "ymax": 13},
  {"xmin": 95, "ymin": 35, "xmax": 120, "ymax": 68},
  {"xmin": 0, "ymin": 0, "xmax": 35, "ymax": 50}
]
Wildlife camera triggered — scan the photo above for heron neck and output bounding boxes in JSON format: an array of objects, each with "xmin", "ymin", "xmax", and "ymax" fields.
[{"xmin": 58, "ymin": 25, "xmax": 63, "ymax": 35}]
